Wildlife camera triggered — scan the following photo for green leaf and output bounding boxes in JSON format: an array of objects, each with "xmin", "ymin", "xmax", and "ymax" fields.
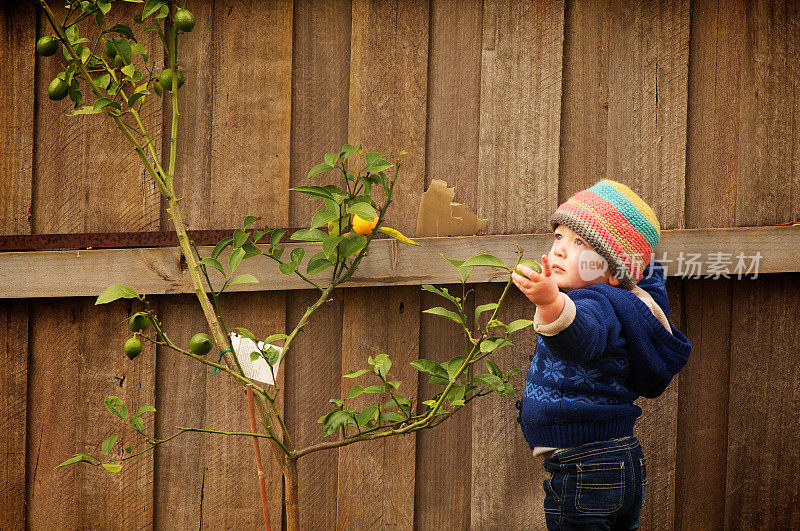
[
  {"xmin": 290, "ymin": 228, "xmax": 327, "ymax": 242},
  {"xmin": 124, "ymin": 446, "xmax": 132, "ymax": 454},
  {"xmin": 307, "ymin": 256, "xmax": 333, "ymax": 275},
  {"xmin": 378, "ymin": 226, "xmax": 418, "ymax": 245},
  {"xmin": 291, "ymin": 185, "xmax": 335, "ymax": 201},
  {"xmin": 346, "ymin": 385, "xmax": 365, "ymax": 399},
  {"xmin": 67, "ymin": 106, "xmax": 104, "ymax": 116},
  {"xmin": 472, "ymin": 373, "xmax": 505, "ymax": 393},
  {"xmin": 232, "ymin": 228, "xmax": 247, "ymax": 249},
  {"xmin": 442, "ymin": 255, "xmax": 473, "ymax": 283},
  {"xmin": 365, "ymin": 160, "xmax": 393, "ymax": 174},
  {"xmin": 128, "ymin": 90, "xmax": 146, "ymax": 108},
  {"xmin": 356, "ymin": 404, "xmax": 380, "ymax": 427},
  {"xmin": 368, "ymin": 353, "xmax": 391, "ymax": 379},
  {"xmin": 338, "ymin": 233, "xmax": 367, "ymax": 258},
  {"xmin": 410, "ymin": 359, "xmax": 448, "ymax": 379},
  {"xmin": 279, "ymin": 262, "xmax": 297, "ymax": 275},
  {"xmin": 95, "ymin": 73, "xmax": 111, "ymax": 90},
  {"xmin": 307, "ymin": 163, "xmax": 334, "ymax": 179},
  {"xmin": 460, "ymin": 253, "xmax": 509, "ymax": 270},
  {"xmin": 211, "ymin": 236, "xmax": 233, "ymax": 259},
  {"xmin": 65, "ymin": 24, "xmax": 79, "ymax": 44},
  {"xmin": 97, "ymin": 0, "xmax": 112, "ymax": 13},
  {"xmin": 142, "ymin": 0, "xmax": 166, "ymax": 18},
  {"xmin": 96, "ymin": 284, "xmax": 140, "ymax": 305},
  {"xmin": 135, "ymin": 405, "xmax": 156, "ymax": 416},
  {"xmin": 106, "ymin": 23, "xmax": 136, "ymax": 41},
  {"xmin": 321, "ymin": 410, "xmax": 352, "ymax": 437},
  {"xmin": 422, "ymin": 307, "xmax": 464, "ymax": 326},
  {"xmin": 290, "ymin": 247, "xmax": 305, "ymax": 264},
  {"xmin": 347, "ymin": 201, "xmax": 378, "ymax": 223},
  {"xmin": 102, "ymin": 434, "xmax": 118, "ymax": 455},
  {"xmin": 228, "ymin": 274, "xmax": 259, "ymax": 286},
  {"xmin": 235, "ymin": 327, "xmax": 256, "ymax": 341},
  {"xmin": 228, "ymin": 247, "xmax": 245, "ymax": 273},
  {"xmin": 480, "ymin": 337, "xmax": 512, "ymax": 353},
  {"xmin": 93, "ymin": 97, "xmax": 113, "ymax": 111},
  {"xmin": 486, "ymin": 359, "xmax": 502, "ymax": 378},
  {"xmin": 363, "ymin": 384, "xmax": 386, "ymax": 394},
  {"xmin": 324, "ymin": 152, "xmax": 339, "ymax": 167},
  {"xmin": 121, "ymin": 64, "xmax": 135, "ymax": 78},
  {"xmin": 364, "ymin": 152, "xmax": 385, "ymax": 166},
  {"xmin": 102, "ymin": 463, "xmax": 123, "ymax": 473},
  {"xmin": 241, "ymin": 242, "xmax": 261, "ymax": 259},
  {"xmin": 475, "ymin": 303, "xmax": 499, "ymax": 325},
  {"xmin": 322, "ymin": 235, "xmax": 344, "ymax": 259},
  {"xmin": 54, "ymin": 455, "xmax": 85, "ymax": 469},
  {"xmin": 244, "ymin": 215, "xmax": 261, "ymax": 229},
  {"xmin": 270, "ymin": 229, "xmax": 286, "ymax": 248},
  {"xmin": 104, "ymin": 396, "xmax": 128, "ymax": 420},
  {"xmin": 507, "ymin": 319, "xmax": 534, "ymax": 333},
  {"xmin": 262, "ymin": 346, "xmax": 280, "ymax": 365},
  {"xmin": 199, "ymin": 257, "xmax": 224, "ymax": 275},
  {"xmin": 130, "ymin": 417, "xmax": 143, "ymax": 432},
  {"xmin": 310, "ymin": 210, "xmax": 338, "ymax": 229},
  {"xmin": 344, "ymin": 368, "xmax": 371, "ymax": 378},
  {"xmin": 112, "ymin": 37, "xmax": 132, "ymax": 65},
  {"xmin": 446, "ymin": 357, "xmax": 465, "ymax": 380},
  {"xmin": 506, "ymin": 368, "xmax": 524, "ymax": 378},
  {"xmin": 340, "ymin": 144, "xmax": 360, "ymax": 159},
  {"xmin": 379, "ymin": 411, "xmax": 406, "ymax": 423},
  {"xmin": 264, "ymin": 333, "xmax": 288, "ymax": 343}
]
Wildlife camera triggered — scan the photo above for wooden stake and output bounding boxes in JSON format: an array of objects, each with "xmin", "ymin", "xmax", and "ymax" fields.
[{"xmin": 247, "ymin": 384, "xmax": 272, "ymax": 531}]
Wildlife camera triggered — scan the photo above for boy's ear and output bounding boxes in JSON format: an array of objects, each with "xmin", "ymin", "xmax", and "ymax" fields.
[{"xmin": 608, "ymin": 275, "xmax": 621, "ymax": 287}]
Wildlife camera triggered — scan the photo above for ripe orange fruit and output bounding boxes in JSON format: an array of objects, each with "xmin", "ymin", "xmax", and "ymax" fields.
[{"xmin": 351, "ymin": 214, "xmax": 377, "ymax": 236}]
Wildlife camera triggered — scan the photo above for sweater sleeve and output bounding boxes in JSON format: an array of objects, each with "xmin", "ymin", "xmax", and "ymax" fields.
[{"xmin": 533, "ymin": 289, "xmax": 621, "ymax": 363}]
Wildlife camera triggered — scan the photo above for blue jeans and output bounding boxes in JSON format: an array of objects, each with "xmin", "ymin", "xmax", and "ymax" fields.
[{"xmin": 542, "ymin": 436, "xmax": 646, "ymax": 530}]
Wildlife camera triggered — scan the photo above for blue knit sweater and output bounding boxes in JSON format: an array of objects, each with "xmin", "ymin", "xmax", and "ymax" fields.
[{"xmin": 515, "ymin": 261, "xmax": 691, "ymax": 449}]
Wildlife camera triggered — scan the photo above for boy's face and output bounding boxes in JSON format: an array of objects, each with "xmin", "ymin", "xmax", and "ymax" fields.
[{"xmin": 547, "ymin": 225, "xmax": 620, "ymax": 291}]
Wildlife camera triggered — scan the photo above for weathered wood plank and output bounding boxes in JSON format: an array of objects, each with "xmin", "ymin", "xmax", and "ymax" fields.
[
  {"xmin": 725, "ymin": 275, "xmax": 800, "ymax": 529},
  {"xmin": 285, "ymin": 0, "xmax": 351, "ymax": 527},
  {"xmin": 0, "ymin": 226, "xmax": 792, "ymax": 298},
  {"xmin": 677, "ymin": 0, "xmax": 745, "ymax": 526},
  {"xmin": 27, "ymin": 298, "xmax": 156, "ymax": 529},
  {"xmin": 336, "ymin": 0, "xmax": 428, "ymax": 527},
  {"xmin": 0, "ymin": 300, "xmax": 28, "ymax": 530},
  {"xmin": 0, "ymin": 2, "xmax": 35, "ymax": 236},
  {"xmin": 0, "ymin": 3, "xmax": 35, "ymax": 529},
  {"xmin": 413, "ymin": 0, "xmax": 482, "ymax": 525},
  {"xmin": 473, "ymin": 0, "xmax": 565, "ymax": 526}
]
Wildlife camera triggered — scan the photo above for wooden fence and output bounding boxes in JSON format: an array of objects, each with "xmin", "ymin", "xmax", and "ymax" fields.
[{"xmin": 2, "ymin": 0, "xmax": 799, "ymax": 529}]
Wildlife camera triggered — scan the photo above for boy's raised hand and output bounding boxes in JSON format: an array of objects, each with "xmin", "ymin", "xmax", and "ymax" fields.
[{"xmin": 511, "ymin": 254, "xmax": 561, "ymax": 307}]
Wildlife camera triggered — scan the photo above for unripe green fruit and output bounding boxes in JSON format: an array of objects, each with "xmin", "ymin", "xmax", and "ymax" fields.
[
  {"xmin": 189, "ymin": 333, "xmax": 212, "ymax": 356},
  {"xmin": 124, "ymin": 337, "xmax": 142, "ymax": 360},
  {"xmin": 174, "ymin": 9, "xmax": 196, "ymax": 32},
  {"xmin": 158, "ymin": 68, "xmax": 185, "ymax": 91},
  {"xmin": 514, "ymin": 259, "xmax": 542, "ymax": 275},
  {"xmin": 128, "ymin": 312, "xmax": 150, "ymax": 333},
  {"xmin": 36, "ymin": 35, "xmax": 59, "ymax": 57},
  {"xmin": 47, "ymin": 77, "xmax": 69, "ymax": 101}
]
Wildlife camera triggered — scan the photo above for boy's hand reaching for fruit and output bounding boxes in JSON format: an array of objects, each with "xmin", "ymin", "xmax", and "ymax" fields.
[{"xmin": 511, "ymin": 255, "xmax": 562, "ymax": 309}]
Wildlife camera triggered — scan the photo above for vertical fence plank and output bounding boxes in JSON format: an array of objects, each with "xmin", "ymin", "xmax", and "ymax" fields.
[
  {"xmin": 473, "ymin": 0, "xmax": 565, "ymax": 527},
  {"xmin": 413, "ymin": 0, "xmax": 482, "ymax": 526},
  {"xmin": 27, "ymin": 3, "xmax": 162, "ymax": 527},
  {"xmin": 0, "ymin": 301, "xmax": 29, "ymax": 530},
  {"xmin": 0, "ymin": 2, "xmax": 35, "ymax": 237},
  {"xmin": 0, "ymin": 3, "xmax": 35, "ymax": 529},
  {"xmin": 337, "ymin": 0, "xmax": 428, "ymax": 527},
  {"xmin": 678, "ymin": 0, "xmax": 745, "ymax": 527},
  {"xmin": 602, "ymin": 2, "xmax": 690, "ymax": 529},
  {"xmin": 724, "ymin": 1, "xmax": 800, "ymax": 528},
  {"xmin": 286, "ymin": 0, "xmax": 351, "ymax": 527}
]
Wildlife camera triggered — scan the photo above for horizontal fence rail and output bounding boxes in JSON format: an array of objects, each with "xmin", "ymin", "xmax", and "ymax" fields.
[{"xmin": 1, "ymin": 225, "xmax": 797, "ymax": 298}]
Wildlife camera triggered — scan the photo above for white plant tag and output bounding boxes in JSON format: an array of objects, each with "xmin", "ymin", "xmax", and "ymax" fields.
[{"xmin": 229, "ymin": 332, "xmax": 282, "ymax": 386}]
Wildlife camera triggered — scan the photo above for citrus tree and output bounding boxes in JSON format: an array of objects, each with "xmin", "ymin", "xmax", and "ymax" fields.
[{"xmin": 36, "ymin": 1, "xmax": 539, "ymax": 528}]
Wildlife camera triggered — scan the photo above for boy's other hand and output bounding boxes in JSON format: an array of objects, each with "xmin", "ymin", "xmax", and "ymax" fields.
[{"xmin": 511, "ymin": 254, "xmax": 561, "ymax": 307}]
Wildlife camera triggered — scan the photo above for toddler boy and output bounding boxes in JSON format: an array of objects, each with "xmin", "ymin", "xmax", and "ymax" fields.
[{"xmin": 510, "ymin": 179, "xmax": 691, "ymax": 530}]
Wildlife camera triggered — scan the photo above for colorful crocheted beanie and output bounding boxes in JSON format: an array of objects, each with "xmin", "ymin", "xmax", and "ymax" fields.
[{"xmin": 549, "ymin": 179, "xmax": 660, "ymax": 290}]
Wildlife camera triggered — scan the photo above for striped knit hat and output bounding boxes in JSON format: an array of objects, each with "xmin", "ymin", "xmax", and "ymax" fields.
[{"xmin": 549, "ymin": 179, "xmax": 660, "ymax": 290}]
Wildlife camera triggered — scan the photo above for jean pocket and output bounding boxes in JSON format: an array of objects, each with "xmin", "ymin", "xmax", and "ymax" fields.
[
  {"xmin": 543, "ymin": 474, "xmax": 562, "ymax": 514},
  {"xmin": 640, "ymin": 457, "xmax": 647, "ymax": 507},
  {"xmin": 575, "ymin": 461, "xmax": 625, "ymax": 514}
]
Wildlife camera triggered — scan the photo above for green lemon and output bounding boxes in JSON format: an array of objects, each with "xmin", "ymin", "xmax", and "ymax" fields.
[
  {"xmin": 174, "ymin": 9, "xmax": 196, "ymax": 32},
  {"xmin": 124, "ymin": 337, "xmax": 143, "ymax": 360},
  {"xmin": 36, "ymin": 35, "xmax": 59, "ymax": 57},
  {"xmin": 189, "ymin": 333, "xmax": 212, "ymax": 356},
  {"xmin": 514, "ymin": 259, "xmax": 542, "ymax": 275},
  {"xmin": 158, "ymin": 68, "xmax": 185, "ymax": 91},
  {"xmin": 128, "ymin": 312, "xmax": 150, "ymax": 333},
  {"xmin": 47, "ymin": 77, "xmax": 69, "ymax": 101}
]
